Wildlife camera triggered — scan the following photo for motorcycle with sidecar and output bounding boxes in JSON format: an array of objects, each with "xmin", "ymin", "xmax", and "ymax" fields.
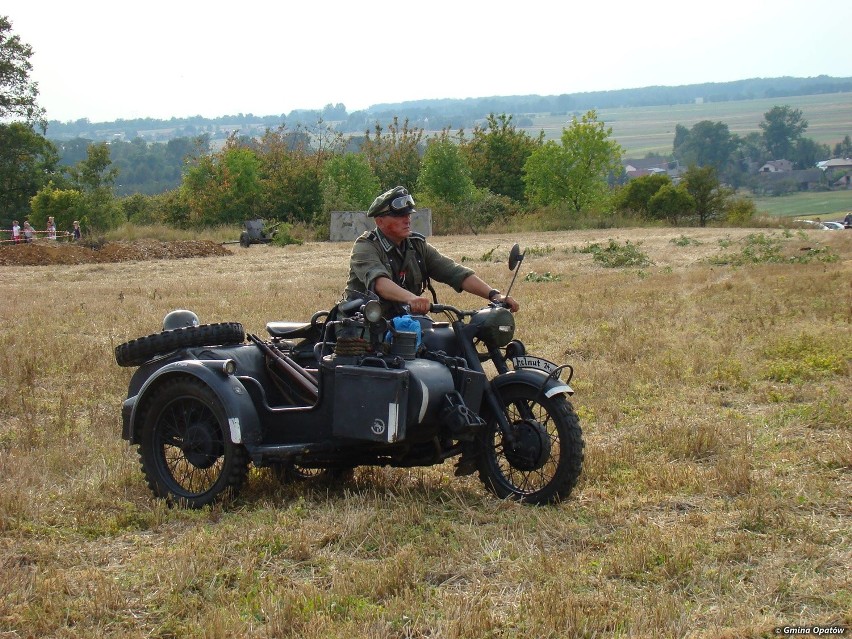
[{"xmin": 114, "ymin": 244, "xmax": 584, "ymax": 506}]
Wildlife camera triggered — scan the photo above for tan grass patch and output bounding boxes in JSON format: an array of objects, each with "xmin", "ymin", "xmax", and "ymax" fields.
[{"xmin": 0, "ymin": 228, "xmax": 849, "ymax": 637}]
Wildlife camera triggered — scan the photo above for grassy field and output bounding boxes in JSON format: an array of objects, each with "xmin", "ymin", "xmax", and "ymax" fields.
[
  {"xmin": 1, "ymin": 228, "xmax": 850, "ymax": 638},
  {"xmin": 749, "ymin": 190, "xmax": 852, "ymax": 220},
  {"xmin": 528, "ymin": 92, "xmax": 852, "ymax": 157}
]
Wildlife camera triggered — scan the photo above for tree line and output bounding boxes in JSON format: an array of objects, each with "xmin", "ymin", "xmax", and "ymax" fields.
[{"xmin": 2, "ymin": 14, "xmax": 849, "ymax": 239}]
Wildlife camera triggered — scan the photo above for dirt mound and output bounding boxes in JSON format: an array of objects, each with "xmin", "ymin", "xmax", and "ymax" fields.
[{"xmin": 0, "ymin": 239, "xmax": 232, "ymax": 266}]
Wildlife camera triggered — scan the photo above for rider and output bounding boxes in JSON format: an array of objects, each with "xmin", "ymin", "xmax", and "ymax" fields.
[{"xmin": 344, "ymin": 186, "xmax": 519, "ymax": 318}]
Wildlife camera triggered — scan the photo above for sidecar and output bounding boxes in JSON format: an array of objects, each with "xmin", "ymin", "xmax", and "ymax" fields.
[{"xmin": 116, "ymin": 306, "xmax": 487, "ymax": 507}]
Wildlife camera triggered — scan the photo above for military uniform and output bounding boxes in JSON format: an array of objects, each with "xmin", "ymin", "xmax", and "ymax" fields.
[{"xmin": 346, "ymin": 227, "xmax": 474, "ymax": 318}]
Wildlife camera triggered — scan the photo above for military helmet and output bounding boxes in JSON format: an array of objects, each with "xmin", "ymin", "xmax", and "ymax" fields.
[
  {"xmin": 162, "ymin": 309, "xmax": 200, "ymax": 331},
  {"xmin": 367, "ymin": 186, "xmax": 416, "ymax": 217}
]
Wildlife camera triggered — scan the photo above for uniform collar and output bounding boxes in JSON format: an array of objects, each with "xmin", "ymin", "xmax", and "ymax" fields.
[{"xmin": 374, "ymin": 227, "xmax": 410, "ymax": 253}]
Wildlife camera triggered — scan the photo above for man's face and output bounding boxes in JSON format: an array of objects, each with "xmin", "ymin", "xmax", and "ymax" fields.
[{"xmin": 375, "ymin": 211, "xmax": 413, "ymax": 244}]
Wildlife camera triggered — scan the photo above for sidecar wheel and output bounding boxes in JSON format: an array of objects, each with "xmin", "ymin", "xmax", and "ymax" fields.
[
  {"xmin": 115, "ymin": 322, "xmax": 245, "ymax": 367},
  {"xmin": 138, "ymin": 377, "xmax": 249, "ymax": 508},
  {"xmin": 478, "ymin": 383, "xmax": 583, "ymax": 505}
]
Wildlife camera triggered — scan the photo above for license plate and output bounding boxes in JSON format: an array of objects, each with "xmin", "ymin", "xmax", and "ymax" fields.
[{"xmin": 510, "ymin": 356, "xmax": 559, "ymax": 374}]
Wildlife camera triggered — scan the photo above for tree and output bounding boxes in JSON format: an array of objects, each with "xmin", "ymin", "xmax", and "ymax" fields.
[
  {"xmin": 0, "ymin": 122, "xmax": 60, "ymax": 221},
  {"xmin": 60, "ymin": 142, "xmax": 122, "ymax": 230},
  {"xmin": 648, "ymin": 183, "xmax": 694, "ymax": 225},
  {"xmin": 833, "ymin": 135, "xmax": 852, "ymax": 158},
  {"xmin": 361, "ymin": 117, "xmax": 424, "ymax": 192},
  {"xmin": 760, "ymin": 105, "xmax": 808, "ymax": 160},
  {"xmin": 523, "ymin": 110, "xmax": 623, "ymax": 212},
  {"xmin": 616, "ymin": 173, "xmax": 671, "ymax": 216},
  {"xmin": 673, "ymin": 120, "xmax": 736, "ymax": 173},
  {"xmin": 321, "ymin": 153, "xmax": 380, "ymax": 212},
  {"xmin": 29, "ymin": 183, "xmax": 84, "ymax": 233},
  {"xmin": 682, "ymin": 165, "xmax": 729, "ymax": 227},
  {"xmin": 461, "ymin": 113, "xmax": 541, "ymax": 202},
  {"xmin": 256, "ymin": 126, "xmax": 330, "ymax": 225},
  {"xmin": 416, "ymin": 132, "xmax": 476, "ymax": 205},
  {"xmin": 181, "ymin": 136, "xmax": 262, "ymax": 226},
  {"xmin": 0, "ymin": 15, "xmax": 46, "ymax": 129},
  {"xmin": 793, "ymin": 137, "xmax": 830, "ymax": 170}
]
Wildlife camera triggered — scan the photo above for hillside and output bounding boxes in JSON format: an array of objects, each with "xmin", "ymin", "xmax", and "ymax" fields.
[{"xmin": 45, "ymin": 75, "xmax": 852, "ymax": 150}]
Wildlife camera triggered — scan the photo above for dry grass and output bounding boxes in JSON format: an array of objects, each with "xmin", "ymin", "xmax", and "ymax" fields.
[{"xmin": 1, "ymin": 227, "xmax": 850, "ymax": 638}]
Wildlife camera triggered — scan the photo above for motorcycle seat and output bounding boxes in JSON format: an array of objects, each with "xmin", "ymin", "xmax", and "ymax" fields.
[{"xmin": 266, "ymin": 321, "xmax": 313, "ymax": 339}]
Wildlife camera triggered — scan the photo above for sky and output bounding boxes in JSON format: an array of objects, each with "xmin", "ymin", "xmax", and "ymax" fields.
[{"xmin": 5, "ymin": 0, "xmax": 852, "ymax": 124}]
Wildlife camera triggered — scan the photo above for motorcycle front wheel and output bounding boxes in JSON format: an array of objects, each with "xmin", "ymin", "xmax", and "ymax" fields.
[
  {"xmin": 478, "ymin": 383, "xmax": 584, "ymax": 505},
  {"xmin": 138, "ymin": 377, "xmax": 249, "ymax": 508}
]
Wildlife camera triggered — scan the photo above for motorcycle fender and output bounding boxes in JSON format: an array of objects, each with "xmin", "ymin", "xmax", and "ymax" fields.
[
  {"xmin": 489, "ymin": 369, "xmax": 574, "ymax": 400},
  {"xmin": 123, "ymin": 360, "xmax": 262, "ymax": 446}
]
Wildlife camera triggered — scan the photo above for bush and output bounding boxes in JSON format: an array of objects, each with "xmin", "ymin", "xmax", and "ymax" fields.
[
  {"xmin": 576, "ymin": 239, "xmax": 652, "ymax": 268},
  {"xmin": 725, "ymin": 195, "xmax": 757, "ymax": 227}
]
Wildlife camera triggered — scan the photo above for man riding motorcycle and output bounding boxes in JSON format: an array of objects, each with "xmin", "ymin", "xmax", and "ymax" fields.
[{"xmin": 344, "ymin": 186, "xmax": 519, "ymax": 318}]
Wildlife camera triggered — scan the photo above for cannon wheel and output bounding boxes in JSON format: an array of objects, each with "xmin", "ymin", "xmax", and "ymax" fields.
[
  {"xmin": 115, "ymin": 323, "xmax": 245, "ymax": 367},
  {"xmin": 239, "ymin": 231, "xmax": 251, "ymax": 248}
]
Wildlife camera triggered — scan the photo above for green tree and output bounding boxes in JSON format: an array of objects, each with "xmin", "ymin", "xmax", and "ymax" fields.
[
  {"xmin": 29, "ymin": 183, "xmax": 84, "ymax": 233},
  {"xmin": 361, "ymin": 117, "xmax": 423, "ymax": 192},
  {"xmin": 64, "ymin": 142, "xmax": 122, "ymax": 230},
  {"xmin": 256, "ymin": 126, "xmax": 329, "ymax": 225},
  {"xmin": 416, "ymin": 132, "xmax": 476, "ymax": 205},
  {"xmin": 320, "ymin": 153, "xmax": 380, "ymax": 212},
  {"xmin": 462, "ymin": 113, "xmax": 541, "ymax": 202},
  {"xmin": 833, "ymin": 135, "xmax": 852, "ymax": 158},
  {"xmin": 682, "ymin": 165, "xmax": 729, "ymax": 227},
  {"xmin": 182, "ymin": 136, "xmax": 262, "ymax": 226},
  {"xmin": 0, "ymin": 122, "xmax": 60, "ymax": 221},
  {"xmin": 523, "ymin": 110, "xmax": 623, "ymax": 212},
  {"xmin": 647, "ymin": 183, "xmax": 695, "ymax": 225},
  {"xmin": 673, "ymin": 120, "xmax": 736, "ymax": 173},
  {"xmin": 792, "ymin": 137, "xmax": 829, "ymax": 170},
  {"xmin": 616, "ymin": 173, "xmax": 671, "ymax": 216},
  {"xmin": 760, "ymin": 105, "xmax": 808, "ymax": 160},
  {"xmin": 0, "ymin": 15, "xmax": 46, "ymax": 129}
]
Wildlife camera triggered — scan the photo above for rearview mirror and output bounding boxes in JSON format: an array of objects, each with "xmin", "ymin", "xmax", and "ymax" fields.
[{"xmin": 508, "ymin": 243, "xmax": 524, "ymax": 271}]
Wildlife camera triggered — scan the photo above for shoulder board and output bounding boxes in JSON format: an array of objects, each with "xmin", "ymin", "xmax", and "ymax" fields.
[{"xmin": 409, "ymin": 232, "xmax": 426, "ymax": 242}]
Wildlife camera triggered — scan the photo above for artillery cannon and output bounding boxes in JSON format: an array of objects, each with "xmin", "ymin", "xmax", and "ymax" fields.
[{"xmin": 223, "ymin": 218, "xmax": 281, "ymax": 248}]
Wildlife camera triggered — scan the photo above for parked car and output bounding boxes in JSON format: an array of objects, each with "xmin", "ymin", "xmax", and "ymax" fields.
[
  {"xmin": 822, "ymin": 221, "xmax": 845, "ymax": 230},
  {"xmin": 793, "ymin": 220, "xmax": 828, "ymax": 229}
]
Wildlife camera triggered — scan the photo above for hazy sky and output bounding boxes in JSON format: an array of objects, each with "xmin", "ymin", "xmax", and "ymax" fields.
[{"xmin": 5, "ymin": 0, "xmax": 851, "ymax": 123}]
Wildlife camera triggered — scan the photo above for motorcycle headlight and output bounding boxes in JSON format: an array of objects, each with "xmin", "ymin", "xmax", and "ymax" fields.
[{"xmin": 477, "ymin": 306, "xmax": 515, "ymax": 347}]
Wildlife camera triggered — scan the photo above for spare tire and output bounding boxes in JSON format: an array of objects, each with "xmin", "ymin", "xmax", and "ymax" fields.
[{"xmin": 115, "ymin": 322, "xmax": 245, "ymax": 367}]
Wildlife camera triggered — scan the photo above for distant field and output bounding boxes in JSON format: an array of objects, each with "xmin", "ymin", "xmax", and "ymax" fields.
[
  {"xmin": 749, "ymin": 190, "xmax": 852, "ymax": 219},
  {"xmin": 528, "ymin": 92, "xmax": 852, "ymax": 157}
]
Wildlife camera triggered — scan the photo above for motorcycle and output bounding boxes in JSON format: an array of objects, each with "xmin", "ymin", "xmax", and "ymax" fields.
[{"xmin": 114, "ymin": 244, "xmax": 584, "ymax": 506}]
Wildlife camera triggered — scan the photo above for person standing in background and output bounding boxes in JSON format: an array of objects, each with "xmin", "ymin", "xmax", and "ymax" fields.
[
  {"xmin": 11, "ymin": 220, "xmax": 21, "ymax": 243},
  {"xmin": 22, "ymin": 221, "xmax": 35, "ymax": 243},
  {"xmin": 46, "ymin": 217, "xmax": 57, "ymax": 240}
]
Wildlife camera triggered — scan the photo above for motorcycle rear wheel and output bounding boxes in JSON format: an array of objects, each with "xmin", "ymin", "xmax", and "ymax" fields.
[
  {"xmin": 138, "ymin": 376, "xmax": 249, "ymax": 507},
  {"xmin": 478, "ymin": 383, "xmax": 584, "ymax": 505}
]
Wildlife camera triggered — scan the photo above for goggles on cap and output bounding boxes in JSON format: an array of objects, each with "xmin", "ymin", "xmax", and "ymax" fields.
[{"xmin": 379, "ymin": 194, "xmax": 415, "ymax": 216}]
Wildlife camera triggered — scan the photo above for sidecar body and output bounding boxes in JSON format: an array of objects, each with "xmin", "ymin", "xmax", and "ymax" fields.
[{"xmin": 120, "ymin": 317, "xmax": 487, "ymax": 473}]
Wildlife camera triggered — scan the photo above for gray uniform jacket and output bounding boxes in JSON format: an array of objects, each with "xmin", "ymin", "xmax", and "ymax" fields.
[{"xmin": 345, "ymin": 228, "xmax": 474, "ymax": 318}]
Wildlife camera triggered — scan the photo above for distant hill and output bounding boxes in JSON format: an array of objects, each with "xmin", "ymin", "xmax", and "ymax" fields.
[{"xmin": 45, "ymin": 75, "xmax": 852, "ymax": 143}]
